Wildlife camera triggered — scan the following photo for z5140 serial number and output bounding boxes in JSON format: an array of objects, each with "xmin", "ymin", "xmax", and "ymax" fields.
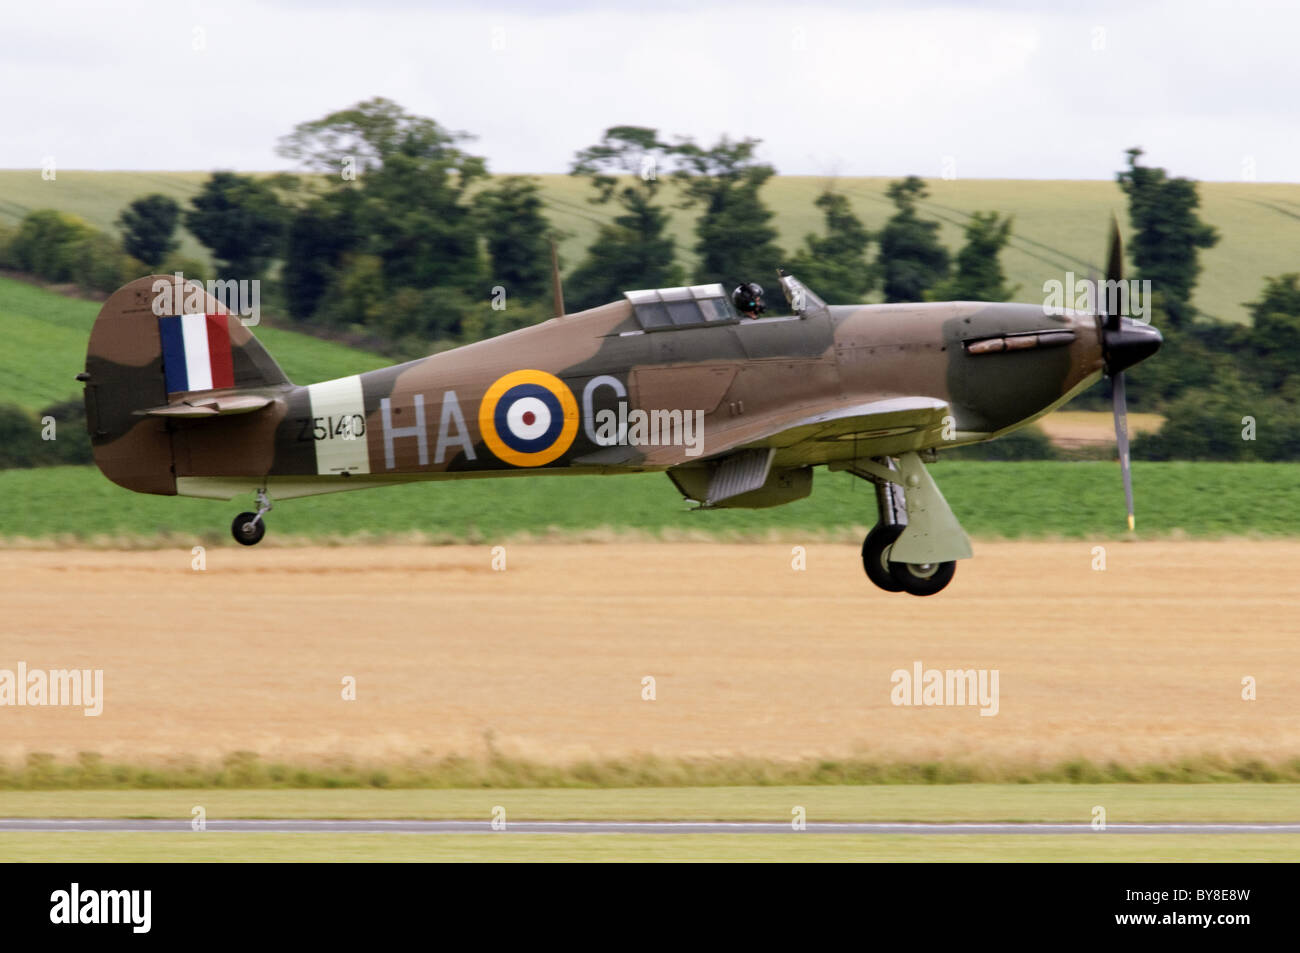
[{"xmin": 296, "ymin": 415, "xmax": 366, "ymax": 441}]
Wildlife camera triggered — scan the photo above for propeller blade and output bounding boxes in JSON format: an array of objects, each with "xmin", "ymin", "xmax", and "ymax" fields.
[
  {"xmin": 1112, "ymin": 371, "xmax": 1136, "ymax": 531},
  {"xmin": 1104, "ymin": 216, "xmax": 1123, "ymax": 331}
]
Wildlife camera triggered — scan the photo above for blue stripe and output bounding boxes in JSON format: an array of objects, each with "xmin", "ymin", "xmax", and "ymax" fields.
[{"xmin": 157, "ymin": 316, "xmax": 188, "ymax": 393}]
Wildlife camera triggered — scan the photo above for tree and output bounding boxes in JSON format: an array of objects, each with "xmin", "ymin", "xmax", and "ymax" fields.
[
  {"xmin": 474, "ymin": 176, "xmax": 553, "ymax": 304},
  {"xmin": 571, "ymin": 125, "xmax": 670, "ymax": 205},
  {"xmin": 116, "ymin": 194, "xmax": 180, "ymax": 268},
  {"xmin": 9, "ymin": 209, "xmax": 92, "ymax": 282},
  {"xmin": 359, "ymin": 148, "xmax": 486, "ymax": 294},
  {"xmin": 787, "ymin": 189, "xmax": 875, "ymax": 304},
  {"xmin": 34, "ymin": 398, "xmax": 92, "ymax": 465},
  {"xmin": 282, "ymin": 189, "xmax": 362, "ymax": 320},
  {"xmin": 0, "ymin": 405, "xmax": 40, "ymax": 468},
  {"xmin": 671, "ymin": 135, "xmax": 783, "ymax": 287},
  {"xmin": 1134, "ymin": 376, "xmax": 1261, "ymax": 461},
  {"xmin": 565, "ymin": 208, "xmax": 683, "ymax": 312},
  {"xmin": 278, "ymin": 98, "xmax": 487, "ymax": 297},
  {"xmin": 7, "ymin": 209, "xmax": 137, "ymax": 292},
  {"xmin": 1246, "ymin": 273, "xmax": 1300, "ymax": 393},
  {"xmin": 184, "ymin": 172, "xmax": 287, "ymax": 281},
  {"xmin": 876, "ymin": 177, "xmax": 949, "ymax": 302},
  {"xmin": 1117, "ymin": 147, "xmax": 1219, "ymax": 329},
  {"xmin": 929, "ymin": 211, "xmax": 1019, "ymax": 302},
  {"xmin": 565, "ymin": 126, "xmax": 683, "ymax": 311},
  {"xmin": 0, "ymin": 222, "xmax": 14, "ymax": 269},
  {"xmin": 277, "ymin": 96, "xmax": 442, "ymax": 177},
  {"xmin": 72, "ymin": 230, "xmax": 140, "ymax": 292},
  {"xmin": 313, "ymin": 253, "xmax": 386, "ymax": 330},
  {"xmin": 1116, "ymin": 317, "xmax": 1222, "ymax": 410}
]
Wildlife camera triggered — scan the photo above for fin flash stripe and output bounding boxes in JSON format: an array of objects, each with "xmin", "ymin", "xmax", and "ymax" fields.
[{"xmin": 158, "ymin": 314, "xmax": 234, "ymax": 394}]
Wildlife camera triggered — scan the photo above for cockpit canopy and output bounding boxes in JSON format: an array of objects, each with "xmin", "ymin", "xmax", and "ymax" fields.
[
  {"xmin": 623, "ymin": 274, "xmax": 826, "ymax": 332},
  {"xmin": 623, "ymin": 284, "xmax": 737, "ymax": 330}
]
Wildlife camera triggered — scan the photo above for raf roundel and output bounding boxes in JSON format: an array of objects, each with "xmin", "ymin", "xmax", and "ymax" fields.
[{"xmin": 478, "ymin": 370, "xmax": 580, "ymax": 467}]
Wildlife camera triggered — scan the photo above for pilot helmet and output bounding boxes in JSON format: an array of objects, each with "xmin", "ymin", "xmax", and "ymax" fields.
[{"xmin": 732, "ymin": 282, "xmax": 765, "ymax": 315}]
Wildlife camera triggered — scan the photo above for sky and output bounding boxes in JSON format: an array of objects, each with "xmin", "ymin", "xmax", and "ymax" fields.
[{"xmin": 2, "ymin": 0, "xmax": 1296, "ymax": 181}]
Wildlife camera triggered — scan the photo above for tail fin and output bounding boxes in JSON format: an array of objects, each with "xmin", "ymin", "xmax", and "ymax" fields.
[{"xmin": 82, "ymin": 275, "xmax": 290, "ymax": 495}]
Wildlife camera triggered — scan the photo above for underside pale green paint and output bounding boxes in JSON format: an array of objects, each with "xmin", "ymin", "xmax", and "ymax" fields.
[{"xmin": 889, "ymin": 452, "xmax": 974, "ymax": 564}]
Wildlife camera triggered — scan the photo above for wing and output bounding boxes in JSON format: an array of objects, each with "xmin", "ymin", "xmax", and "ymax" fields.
[
  {"xmin": 759, "ymin": 396, "xmax": 951, "ymax": 453},
  {"xmin": 641, "ymin": 396, "xmax": 952, "ymax": 469}
]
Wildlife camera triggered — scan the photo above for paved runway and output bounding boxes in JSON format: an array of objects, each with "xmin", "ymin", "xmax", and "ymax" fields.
[{"xmin": 4, "ymin": 819, "xmax": 1299, "ymax": 835}]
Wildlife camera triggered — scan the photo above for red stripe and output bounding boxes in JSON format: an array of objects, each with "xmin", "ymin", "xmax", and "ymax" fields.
[{"xmin": 205, "ymin": 314, "xmax": 235, "ymax": 389}]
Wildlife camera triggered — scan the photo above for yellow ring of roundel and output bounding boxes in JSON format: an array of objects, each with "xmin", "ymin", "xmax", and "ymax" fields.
[{"xmin": 478, "ymin": 369, "xmax": 580, "ymax": 467}]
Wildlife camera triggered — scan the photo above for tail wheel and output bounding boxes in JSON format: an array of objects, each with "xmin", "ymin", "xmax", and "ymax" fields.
[
  {"xmin": 862, "ymin": 523, "xmax": 905, "ymax": 592},
  {"xmin": 889, "ymin": 558, "xmax": 955, "ymax": 596},
  {"xmin": 231, "ymin": 512, "xmax": 266, "ymax": 546}
]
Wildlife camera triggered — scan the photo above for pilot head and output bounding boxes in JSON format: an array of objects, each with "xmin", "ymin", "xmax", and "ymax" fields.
[{"xmin": 732, "ymin": 282, "xmax": 765, "ymax": 317}]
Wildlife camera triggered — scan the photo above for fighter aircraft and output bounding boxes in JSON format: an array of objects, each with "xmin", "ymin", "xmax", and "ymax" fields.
[{"xmin": 79, "ymin": 223, "xmax": 1159, "ymax": 596}]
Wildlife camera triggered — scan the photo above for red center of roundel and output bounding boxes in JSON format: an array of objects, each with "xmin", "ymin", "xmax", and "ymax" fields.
[{"xmin": 522, "ymin": 411, "xmax": 536, "ymax": 426}]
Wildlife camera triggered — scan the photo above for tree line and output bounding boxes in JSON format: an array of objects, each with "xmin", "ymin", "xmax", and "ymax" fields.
[{"xmin": 0, "ymin": 99, "xmax": 1029, "ymax": 346}]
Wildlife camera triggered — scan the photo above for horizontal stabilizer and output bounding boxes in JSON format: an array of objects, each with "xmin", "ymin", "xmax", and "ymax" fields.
[{"xmin": 138, "ymin": 394, "xmax": 274, "ymax": 418}]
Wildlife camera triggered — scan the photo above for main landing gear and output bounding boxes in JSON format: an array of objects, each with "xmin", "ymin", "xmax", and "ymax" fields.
[
  {"xmin": 834, "ymin": 452, "xmax": 972, "ymax": 597},
  {"xmin": 231, "ymin": 489, "xmax": 272, "ymax": 546}
]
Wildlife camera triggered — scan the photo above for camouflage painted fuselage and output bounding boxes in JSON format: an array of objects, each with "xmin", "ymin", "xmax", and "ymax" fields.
[{"xmin": 83, "ymin": 276, "xmax": 1105, "ymax": 506}]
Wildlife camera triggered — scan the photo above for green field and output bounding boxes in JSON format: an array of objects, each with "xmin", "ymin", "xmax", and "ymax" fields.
[
  {"xmin": 2, "ymin": 170, "xmax": 1296, "ymax": 325},
  {"xmin": 2, "ymin": 786, "xmax": 1295, "ymax": 861},
  {"xmin": 3, "ymin": 785, "xmax": 1296, "ymax": 822},
  {"xmin": 0, "ymin": 171, "xmax": 215, "ymax": 264},
  {"xmin": 1, "ymin": 460, "xmax": 1296, "ymax": 543},
  {"xmin": 2, "ymin": 832, "xmax": 1291, "ymax": 862},
  {"xmin": 0, "ymin": 275, "xmax": 389, "ymax": 412}
]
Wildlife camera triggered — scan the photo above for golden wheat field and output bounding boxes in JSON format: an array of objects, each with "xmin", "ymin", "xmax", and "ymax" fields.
[
  {"xmin": 0, "ymin": 541, "xmax": 1296, "ymax": 769},
  {"xmin": 1038, "ymin": 411, "xmax": 1165, "ymax": 449}
]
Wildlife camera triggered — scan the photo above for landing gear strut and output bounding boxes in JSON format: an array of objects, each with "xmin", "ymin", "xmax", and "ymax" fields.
[
  {"xmin": 837, "ymin": 453, "xmax": 969, "ymax": 596},
  {"xmin": 231, "ymin": 489, "xmax": 271, "ymax": 546}
]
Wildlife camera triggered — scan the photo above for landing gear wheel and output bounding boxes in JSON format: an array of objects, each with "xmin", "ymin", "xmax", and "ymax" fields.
[
  {"xmin": 231, "ymin": 512, "xmax": 266, "ymax": 546},
  {"xmin": 862, "ymin": 523, "xmax": 905, "ymax": 592},
  {"xmin": 889, "ymin": 558, "xmax": 955, "ymax": 596}
]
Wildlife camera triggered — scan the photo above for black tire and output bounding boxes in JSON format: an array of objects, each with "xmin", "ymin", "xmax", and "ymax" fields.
[
  {"xmin": 231, "ymin": 512, "xmax": 266, "ymax": 546},
  {"xmin": 889, "ymin": 558, "xmax": 955, "ymax": 596},
  {"xmin": 862, "ymin": 523, "xmax": 905, "ymax": 592}
]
